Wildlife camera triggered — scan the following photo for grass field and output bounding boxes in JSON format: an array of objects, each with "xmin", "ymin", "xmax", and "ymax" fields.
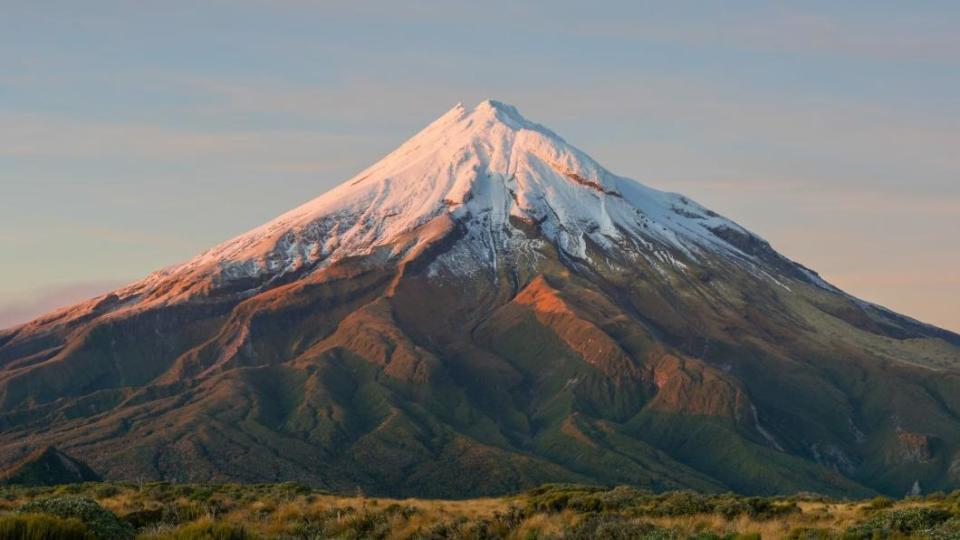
[{"xmin": 1, "ymin": 482, "xmax": 959, "ymax": 539}]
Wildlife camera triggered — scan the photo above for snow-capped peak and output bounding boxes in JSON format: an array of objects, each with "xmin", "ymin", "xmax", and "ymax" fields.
[{"xmin": 130, "ymin": 100, "xmax": 760, "ymax": 301}]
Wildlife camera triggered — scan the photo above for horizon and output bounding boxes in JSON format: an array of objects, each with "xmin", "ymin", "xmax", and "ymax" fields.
[{"xmin": 2, "ymin": 2, "xmax": 958, "ymax": 332}]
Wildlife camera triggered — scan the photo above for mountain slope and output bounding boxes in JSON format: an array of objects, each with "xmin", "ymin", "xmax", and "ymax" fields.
[
  {"xmin": 1, "ymin": 100, "xmax": 958, "ymax": 497},
  {"xmin": 0, "ymin": 446, "xmax": 101, "ymax": 486}
]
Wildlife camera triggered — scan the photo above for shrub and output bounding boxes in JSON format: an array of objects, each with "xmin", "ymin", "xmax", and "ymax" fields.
[
  {"xmin": 564, "ymin": 514, "xmax": 674, "ymax": 539},
  {"xmin": 186, "ymin": 487, "xmax": 215, "ymax": 502},
  {"xmin": 415, "ymin": 516, "xmax": 496, "ymax": 540},
  {"xmin": 928, "ymin": 517, "xmax": 960, "ymax": 540},
  {"xmin": 55, "ymin": 484, "xmax": 86, "ymax": 495},
  {"xmin": 713, "ymin": 496, "xmax": 798, "ymax": 521},
  {"xmin": 566, "ymin": 486, "xmax": 652, "ymax": 514},
  {"xmin": 119, "ymin": 507, "xmax": 164, "ymax": 529},
  {"xmin": 137, "ymin": 520, "xmax": 256, "ymax": 540},
  {"xmin": 17, "ymin": 496, "xmax": 134, "ymax": 540},
  {"xmin": 159, "ymin": 501, "xmax": 206, "ymax": 525},
  {"xmin": 786, "ymin": 527, "xmax": 832, "ymax": 539},
  {"xmin": 844, "ymin": 507, "xmax": 954, "ymax": 538},
  {"xmin": 0, "ymin": 513, "xmax": 94, "ymax": 540},
  {"xmin": 93, "ymin": 485, "xmax": 120, "ymax": 499},
  {"xmin": 132, "ymin": 484, "xmax": 164, "ymax": 502},
  {"xmin": 863, "ymin": 496, "xmax": 894, "ymax": 512},
  {"xmin": 285, "ymin": 520, "xmax": 324, "ymax": 539},
  {"xmin": 744, "ymin": 497, "xmax": 798, "ymax": 520},
  {"xmin": 329, "ymin": 510, "xmax": 391, "ymax": 539},
  {"xmin": 271, "ymin": 482, "xmax": 311, "ymax": 498},
  {"xmin": 491, "ymin": 504, "xmax": 526, "ymax": 532},
  {"xmin": 523, "ymin": 484, "xmax": 606, "ymax": 513},
  {"xmin": 652, "ymin": 491, "xmax": 711, "ymax": 517},
  {"xmin": 713, "ymin": 497, "xmax": 746, "ymax": 520}
]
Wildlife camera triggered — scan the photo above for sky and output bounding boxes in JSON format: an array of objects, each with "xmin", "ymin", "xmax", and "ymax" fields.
[{"xmin": 1, "ymin": 1, "xmax": 958, "ymax": 332}]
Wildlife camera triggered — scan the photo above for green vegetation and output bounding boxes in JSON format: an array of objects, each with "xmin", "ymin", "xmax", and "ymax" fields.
[
  {"xmin": 843, "ymin": 507, "xmax": 958, "ymax": 539},
  {"xmin": 0, "ymin": 513, "xmax": 94, "ymax": 540},
  {"xmin": 2, "ymin": 483, "xmax": 960, "ymax": 539},
  {"xmin": 17, "ymin": 496, "xmax": 133, "ymax": 539},
  {"xmin": 137, "ymin": 520, "xmax": 255, "ymax": 540}
]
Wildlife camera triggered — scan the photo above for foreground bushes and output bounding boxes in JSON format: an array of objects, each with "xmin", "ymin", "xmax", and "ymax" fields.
[
  {"xmin": 843, "ymin": 507, "xmax": 956, "ymax": 538},
  {"xmin": 523, "ymin": 485, "xmax": 798, "ymax": 521},
  {"xmin": 16, "ymin": 496, "xmax": 133, "ymax": 540},
  {"xmin": 0, "ymin": 514, "xmax": 94, "ymax": 540},
  {"xmin": 1, "ymin": 482, "xmax": 960, "ymax": 539},
  {"xmin": 137, "ymin": 520, "xmax": 255, "ymax": 540},
  {"xmin": 561, "ymin": 515, "xmax": 672, "ymax": 540}
]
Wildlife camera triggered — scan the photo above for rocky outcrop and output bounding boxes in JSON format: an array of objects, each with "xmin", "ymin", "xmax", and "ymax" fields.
[{"xmin": 891, "ymin": 430, "xmax": 934, "ymax": 464}]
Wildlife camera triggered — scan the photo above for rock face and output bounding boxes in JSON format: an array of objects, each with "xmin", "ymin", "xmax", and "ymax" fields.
[
  {"xmin": 0, "ymin": 447, "xmax": 101, "ymax": 486},
  {"xmin": 1, "ymin": 100, "xmax": 959, "ymax": 497},
  {"xmin": 894, "ymin": 431, "xmax": 934, "ymax": 464}
]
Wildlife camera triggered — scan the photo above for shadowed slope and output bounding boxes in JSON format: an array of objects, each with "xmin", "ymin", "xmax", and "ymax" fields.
[{"xmin": 0, "ymin": 446, "xmax": 101, "ymax": 486}]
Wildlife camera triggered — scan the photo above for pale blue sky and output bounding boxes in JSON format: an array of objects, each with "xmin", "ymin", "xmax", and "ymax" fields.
[{"xmin": 2, "ymin": 1, "xmax": 958, "ymax": 331}]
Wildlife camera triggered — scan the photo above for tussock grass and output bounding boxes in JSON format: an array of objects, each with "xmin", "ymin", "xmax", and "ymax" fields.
[
  {"xmin": 1, "ymin": 482, "xmax": 960, "ymax": 539},
  {"xmin": 0, "ymin": 513, "xmax": 94, "ymax": 540}
]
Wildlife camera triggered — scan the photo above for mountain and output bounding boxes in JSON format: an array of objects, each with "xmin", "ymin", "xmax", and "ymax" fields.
[
  {"xmin": 0, "ymin": 446, "xmax": 101, "ymax": 486},
  {"xmin": 1, "ymin": 100, "xmax": 959, "ymax": 497}
]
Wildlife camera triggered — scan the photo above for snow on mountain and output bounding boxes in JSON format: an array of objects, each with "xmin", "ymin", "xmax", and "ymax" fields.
[
  {"xmin": 10, "ymin": 97, "xmax": 830, "ymax": 330},
  {"xmin": 116, "ymin": 100, "xmax": 784, "ymax": 301}
]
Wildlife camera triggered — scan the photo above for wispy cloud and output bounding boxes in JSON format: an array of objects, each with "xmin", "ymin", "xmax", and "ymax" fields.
[
  {"xmin": 543, "ymin": 5, "xmax": 960, "ymax": 64},
  {"xmin": 670, "ymin": 179, "xmax": 960, "ymax": 218},
  {"xmin": 0, "ymin": 111, "xmax": 371, "ymax": 161}
]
